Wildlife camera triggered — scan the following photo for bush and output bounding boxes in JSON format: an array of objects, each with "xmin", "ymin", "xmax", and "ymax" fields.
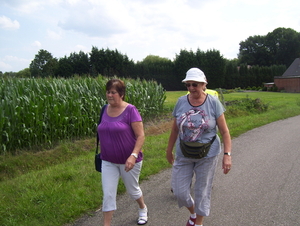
[{"xmin": 225, "ymin": 96, "xmax": 269, "ymax": 118}]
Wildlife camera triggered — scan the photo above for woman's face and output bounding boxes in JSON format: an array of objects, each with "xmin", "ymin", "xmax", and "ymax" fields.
[
  {"xmin": 185, "ymin": 81, "xmax": 205, "ymax": 95},
  {"xmin": 106, "ymin": 88, "xmax": 123, "ymax": 105}
]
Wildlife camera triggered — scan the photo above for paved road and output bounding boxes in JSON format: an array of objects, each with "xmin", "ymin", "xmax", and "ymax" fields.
[{"xmin": 65, "ymin": 115, "xmax": 300, "ymax": 226}]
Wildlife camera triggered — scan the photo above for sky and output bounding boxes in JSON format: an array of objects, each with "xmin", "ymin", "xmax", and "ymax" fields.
[{"xmin": 0, "ymin": 0, "xmax": 300, "ymax": 73}]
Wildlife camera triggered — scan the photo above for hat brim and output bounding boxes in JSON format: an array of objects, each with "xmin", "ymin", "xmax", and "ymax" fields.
[{"xmin": 182, "ymin": 78, "xmax": 207, "ymax": 84}]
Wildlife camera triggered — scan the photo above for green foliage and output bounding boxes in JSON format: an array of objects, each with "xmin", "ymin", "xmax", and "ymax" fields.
[
  {"xmin": 225, "ymin": 97, "xmax": 269, "ymax": 118},
  {"xmin": 89, "ymin": 46, "xmax": 135, "ymax": 78},
  {"xmin": 0, "ymin": 77, "xmax": 166, "ymax": 154},
  {"xmin": 134, "ymin": 55, "xmax": 174, "ymax": 90},
  {"xmin": 16, "ymin": 68, "xmax": 31, "ymax": 78},
  {"xmin": 29, "ymin": 49, "xmax": 57, "ymax": 77},
  {"xmin": 172, "ymin": 48, "xmax": 226, "ymax": 90},
  {"xmin": 239, "ymin": 27, "xmax": 300, "ymax": 67},
  {"xmin": 126, "ymin": 78, "xmax": 166, "ymax": 119}
]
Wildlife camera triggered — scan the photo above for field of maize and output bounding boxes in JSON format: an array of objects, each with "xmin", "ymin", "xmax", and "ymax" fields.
[{"xmin": 0, "ymin": 76, "xmax": 166, "ymax": 154}]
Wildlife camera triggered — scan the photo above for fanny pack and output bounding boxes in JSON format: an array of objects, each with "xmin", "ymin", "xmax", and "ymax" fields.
[{"xmin": 179, "ymin": 135, "xmax": 216, "ymax": 159}]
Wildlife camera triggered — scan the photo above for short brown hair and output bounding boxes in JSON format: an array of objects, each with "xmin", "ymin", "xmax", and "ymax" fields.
[{"xmin": 106, "ymin": 79, "xmax": 126, "ymax": 100}]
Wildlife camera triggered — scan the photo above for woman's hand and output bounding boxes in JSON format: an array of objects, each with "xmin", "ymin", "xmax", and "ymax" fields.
[
  {"xmin": 166, "ymin": 151, "xmax": 174, "ymax": 165},
  {"xmin": 125, "ymin": 155, "xmax": 136, "ymax": 172},
  {"xmin": 222, "ymin": 155, "xmax": 232, "ymax": 174}
]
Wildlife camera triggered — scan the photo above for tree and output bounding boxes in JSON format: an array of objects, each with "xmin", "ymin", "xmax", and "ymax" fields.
[
  {"xmin": 16, "ymin": 68, "xmax": 31, "ymax": 78},
  {"xmin": 224, "ymin": 59, "xmax": 239, "ymax": 89},
  {"xmin": 55, "ymin": 56, "xmax": 73, "ymax": 78},
  {"xmin": 202, "ymin": 49, "xmax": 226, "ymax": 89},
  {"xmin": 173, "ymin": 49, "xmax": 198, "ymax": 90},
  {"xmin": 238, "ymin": 27, "xmax": 300, "ymax": 67},
  {"xmin": 69, "ymin": 51, "xmax": 89, "ymax": 75},
  {"xmin": 29, "ymin": 49, "xmax": 57, "ymax": 77},
  {"xmin": 238, "ymin": 35, "xmax": 272, "ymax": 66},
  {"xmin": 266, "ymin": 27, "xmax": 300, "ymax": 66},
  {"xmin": 135, "ymin": 55, "xmax": 174, "ymax": 89}
]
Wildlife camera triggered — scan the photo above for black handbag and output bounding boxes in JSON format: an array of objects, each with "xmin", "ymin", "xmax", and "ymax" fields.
[
  {"xmin": 95, "ymin": 153, "xmax": 102, "ymax": 172},
  {"xmin": 180, "ymin": 135, "xmax": 216, "ymax": 159},
  {"xmin": 95, "ymin": 104, "xmax": 107, "ymax": 172}
]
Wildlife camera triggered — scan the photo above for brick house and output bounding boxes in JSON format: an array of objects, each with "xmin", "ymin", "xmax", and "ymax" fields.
[{"xmin": 274, "ymin": 58, "xmax": 300, "ymax": 93}]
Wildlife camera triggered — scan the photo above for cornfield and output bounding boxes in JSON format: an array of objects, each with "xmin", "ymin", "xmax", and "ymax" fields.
[{"xmin": 0, "ymin": 76, "xmax": 166, "ymax": 154}]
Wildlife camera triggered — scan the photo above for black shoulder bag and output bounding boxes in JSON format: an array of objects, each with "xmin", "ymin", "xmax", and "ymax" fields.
[{"xmin": 95, "ymin": 104, "xmax": 107, "ymax": 172}]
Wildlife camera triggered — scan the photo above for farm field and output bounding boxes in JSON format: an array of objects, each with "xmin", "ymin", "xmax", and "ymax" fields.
[{"xmin": 1, "ymin": 90, "xmax": 300, "ymax": 226}]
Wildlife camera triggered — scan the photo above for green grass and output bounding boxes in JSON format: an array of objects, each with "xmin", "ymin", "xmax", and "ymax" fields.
[
  {"xmin": 223, "ymin": 92, "xmax": 300, "ymax": 137},
  {"xmin": 1, "ymin": 91, "xmax": 300, "ymax": 226},
  {"xmin": 164, "ymin": 91, "xmax": 187, "ymax": 110}
]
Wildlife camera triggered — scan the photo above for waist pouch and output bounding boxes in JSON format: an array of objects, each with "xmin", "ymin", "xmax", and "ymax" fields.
[{"xmin": 179, "ymin": 136, "xmax": 216, "ymax": 159}]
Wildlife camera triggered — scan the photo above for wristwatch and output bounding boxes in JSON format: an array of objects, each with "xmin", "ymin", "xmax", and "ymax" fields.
[
  {"xmin": 224, "ymin": 152, "xmax": 231, "ymax": 156},
  {"xmin": 131, "ymin": 153, "xmax": 138, "ymax": 158}
]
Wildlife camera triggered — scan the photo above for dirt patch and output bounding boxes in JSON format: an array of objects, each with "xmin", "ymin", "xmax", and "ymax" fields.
[
  {"xmin": 145, "ymin": 119, "xmax": 173, "ymax": 136},
  {"xmin": 144, "ymin": 113, "xmax": 173, "ymax": 136}
]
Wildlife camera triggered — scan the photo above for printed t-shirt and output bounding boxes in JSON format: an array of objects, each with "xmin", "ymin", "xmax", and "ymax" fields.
[
  {"xmin": 98, "ymin": 104, "xmax": 143, "ymax": 164},
  {"xmin": 173, "ymin": 94, "xmax": 225, "ymax": 158}
]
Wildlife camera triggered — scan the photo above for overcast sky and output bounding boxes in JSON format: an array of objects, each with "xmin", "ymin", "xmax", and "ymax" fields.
[{"xmin": 1, "ymin": 0, "xmax": 300, "ymax": 73}]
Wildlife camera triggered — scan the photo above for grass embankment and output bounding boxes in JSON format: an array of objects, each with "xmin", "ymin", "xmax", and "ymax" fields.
[{"xmin": 1, "ymin": 91, "xmax": 300, "ymax": 226}]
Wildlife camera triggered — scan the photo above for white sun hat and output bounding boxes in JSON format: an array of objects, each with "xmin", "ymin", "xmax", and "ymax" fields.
[{"xmin": 182, "ymin": 68, "xmax": 207, "ymax": 84}]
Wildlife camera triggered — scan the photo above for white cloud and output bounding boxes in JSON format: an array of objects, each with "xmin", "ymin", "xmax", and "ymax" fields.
[
  {"xmin": 32, "ymin": 41, "xmax": 42, "ymax": 48},
  {"xmin": 0, "ymin": 61, "xmax": 12, "ymax": 71},
  {"xmin": 0, "ymin": 0, "xmax": 300, "ymax": 72},
  {"xmin": 57, "ymin": 1, "xmax": 131, "ymax": 37},
  {"xmin": 75, "ymin": 45, "xmax": 88, "ymax": 52},
  {"xmin": 47, "ymin": 29, "xmax": 62, "ymax": 40},
  {"xmin": 0, "ymin": 55, "xmax": 30, "ymax": 72},
  {"xmin": 0, "ymin": 16, "xmax": 20, "ymax": 30}
]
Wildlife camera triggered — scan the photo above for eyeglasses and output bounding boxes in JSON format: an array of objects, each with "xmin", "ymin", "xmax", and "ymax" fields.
[{"xmin": 185, "ymin": 83, "xmax": 199, "ymax": 88}]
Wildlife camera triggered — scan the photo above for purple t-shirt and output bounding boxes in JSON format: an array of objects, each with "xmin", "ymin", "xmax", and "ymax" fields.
[{"xmin": 97, "ymin": 104, "xmax": 143, "ymax": 164}]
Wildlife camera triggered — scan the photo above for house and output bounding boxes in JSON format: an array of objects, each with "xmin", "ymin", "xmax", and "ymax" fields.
[{"xmin": 274, "ymin": 58, "xmax": 300, "ymax": 93}]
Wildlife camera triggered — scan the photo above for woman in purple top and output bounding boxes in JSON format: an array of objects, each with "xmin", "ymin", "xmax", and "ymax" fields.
[{"xmin": 98, "ymin": 79, "xmax": 148, "ymax": 226}]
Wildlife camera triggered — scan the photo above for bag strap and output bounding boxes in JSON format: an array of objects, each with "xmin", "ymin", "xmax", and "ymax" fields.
[
  {"xmin": 210, "ymin": 135, "xmax": 216, "ymax": 144},
  {"xmin": 95, "ymin": 104, "xmax": 107, "ymax": 154}
]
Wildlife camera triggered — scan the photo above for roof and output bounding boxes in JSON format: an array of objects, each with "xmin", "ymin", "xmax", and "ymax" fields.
[{"xmin": 282, "ymin": 58, "xmax": 300, "ymax": 77}]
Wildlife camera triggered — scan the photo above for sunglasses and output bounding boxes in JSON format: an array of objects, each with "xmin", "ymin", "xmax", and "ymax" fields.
[{"xmin": 185, "ymin": 83, "xmax": 199, "ymax": 87}]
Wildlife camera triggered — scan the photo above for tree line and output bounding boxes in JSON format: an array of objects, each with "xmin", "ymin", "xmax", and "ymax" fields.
[{"xmin": 2, "ymin": 27, "xmax": 299, "ymax": 91}]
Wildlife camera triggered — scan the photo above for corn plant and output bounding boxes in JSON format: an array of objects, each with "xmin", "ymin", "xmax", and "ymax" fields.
[{"xmin": 0, "ymin": 76, "xmax": 166, "ymax": 154}]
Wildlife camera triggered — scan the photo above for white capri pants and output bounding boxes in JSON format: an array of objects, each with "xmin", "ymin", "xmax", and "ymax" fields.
[
  {"xmin": 101, "ymin": 160, "xmax": 143, "ymax": 212},
  {"xmin": 171, "ymin": 155, "xmax": 219, "ymax": 216}
]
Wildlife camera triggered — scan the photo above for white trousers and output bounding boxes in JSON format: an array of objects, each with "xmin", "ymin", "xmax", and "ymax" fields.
[
  {"xmin": 101, "ymin": 160, "xmax": 143, "ymax": 212},
  {"xmin": 172, "ymin": 155, "xmax": 219, "ymax": 216}
]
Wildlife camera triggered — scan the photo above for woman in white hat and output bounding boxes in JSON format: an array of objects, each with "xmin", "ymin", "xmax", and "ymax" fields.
[{"xmin": 166, "ymin": 68, "xmax": 232, "ymax": 226}]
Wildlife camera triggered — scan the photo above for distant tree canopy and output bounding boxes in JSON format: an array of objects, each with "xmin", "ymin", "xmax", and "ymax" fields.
[
  {"xmin": 23, "ymin": 27, "xmax": 296, "ymax": 90},
  {"xmin": 29, "ymin": 49, "xmax": 57, "ymax": 77},
  {"xmin": 238, "ymin": 27, "xmax": 300, "ymax": 67}
]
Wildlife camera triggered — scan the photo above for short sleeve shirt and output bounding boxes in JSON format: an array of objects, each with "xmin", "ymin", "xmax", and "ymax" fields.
[
  {"xmin": 97, "ymin": 104, "xmax": 143, "ymax": 164},
  {"xmin": 173, "ymin": 94, "xmax": 225, "ymax": 158}
]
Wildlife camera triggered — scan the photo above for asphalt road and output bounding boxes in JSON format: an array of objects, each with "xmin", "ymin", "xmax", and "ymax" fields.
[{"xmin": 65, "ymin": 115, "xmax": 300, "ymax": 226}]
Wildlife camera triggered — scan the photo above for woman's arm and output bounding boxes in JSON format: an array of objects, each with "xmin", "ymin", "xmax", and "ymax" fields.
[
  {"xmin": 217, "ymin": 113, "xmax": 232, "ymax": 174},
  {"xmin": 166, "ymin": 118, "xmax": 179, "ymax": 165},
  {"xmin": 131, "ymin": 121, "xmax": 145, "ymax": 154},
  {"xmin": 125, "ymin": 121, "xmax": 145, "ymax": 172}
]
